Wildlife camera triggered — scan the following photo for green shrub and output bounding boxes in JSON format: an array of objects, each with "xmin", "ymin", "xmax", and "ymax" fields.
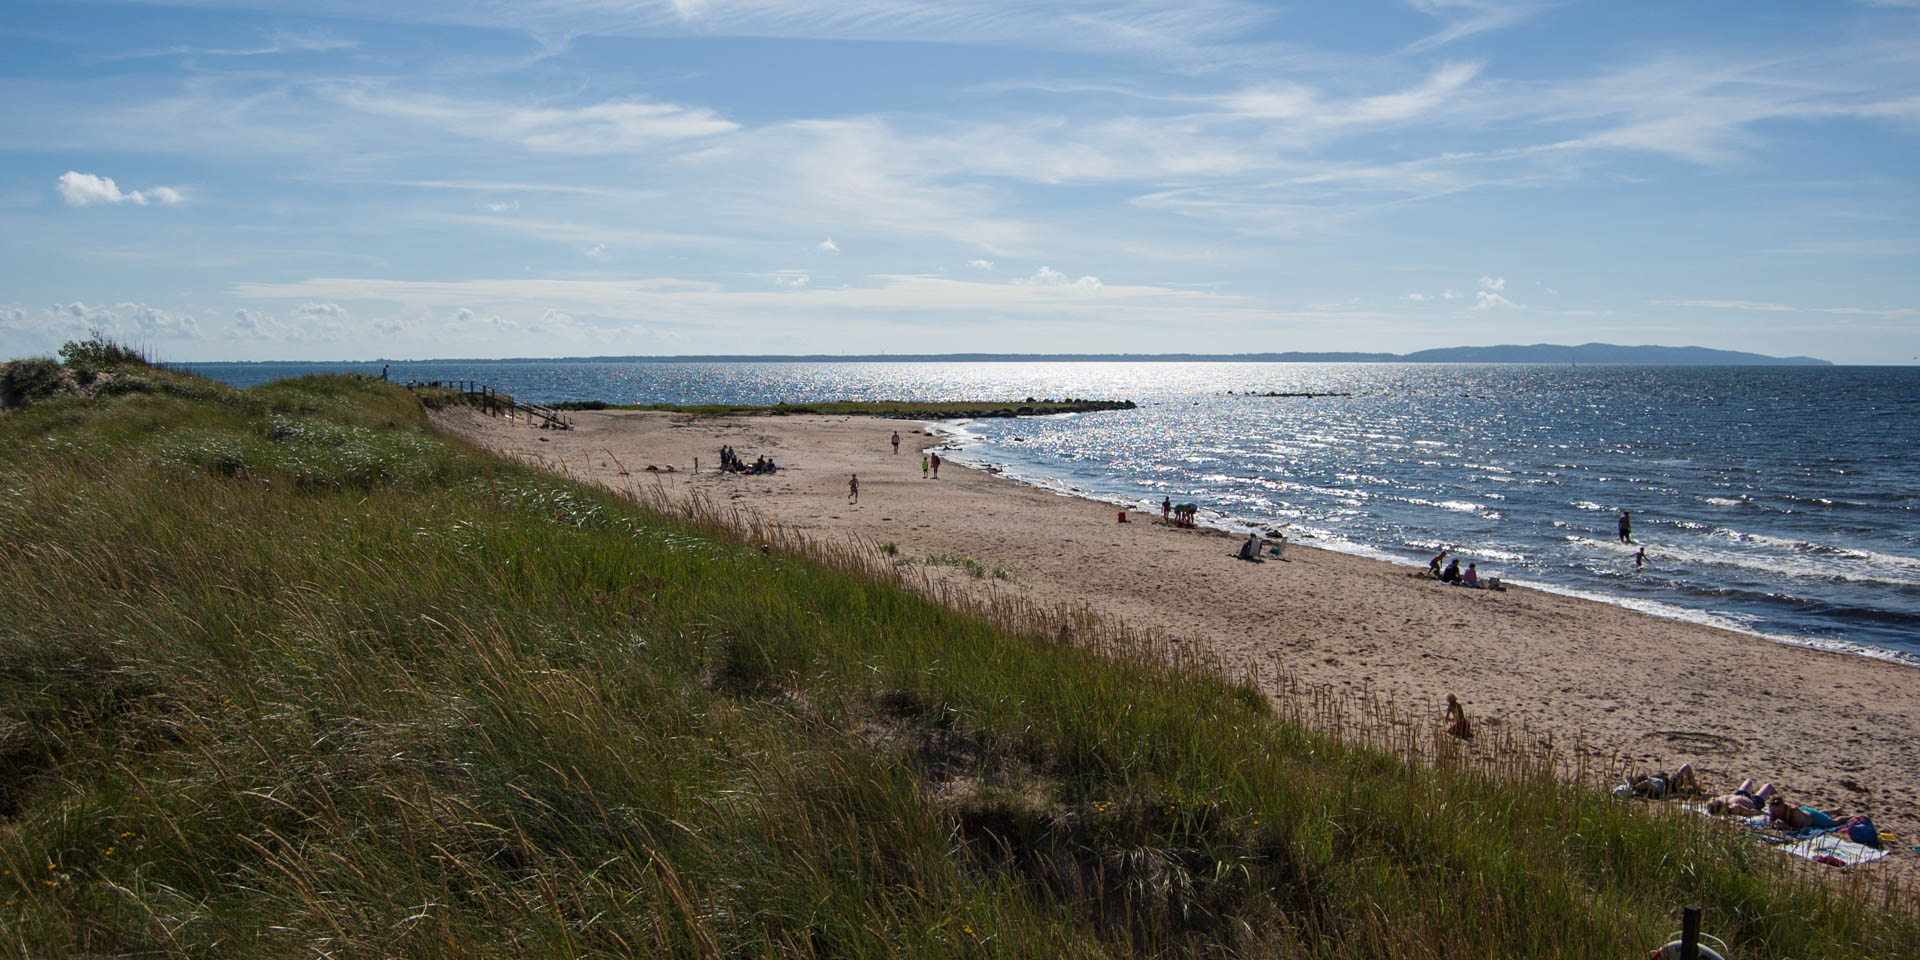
[
  {"xmin": 57, "ymin": 330, "xmax": 149, "ymax": 369},
  {"xmin": 0, "ymin": 357, "xmax": 67, "ymax": 408}
]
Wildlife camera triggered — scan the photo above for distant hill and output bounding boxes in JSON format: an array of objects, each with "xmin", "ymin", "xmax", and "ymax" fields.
[{"xmin": 1397, "ymin": 343, "xmax": 1830, "ymax": 365}]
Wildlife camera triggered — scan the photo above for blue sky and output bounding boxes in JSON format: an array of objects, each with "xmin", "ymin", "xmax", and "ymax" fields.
[{"xmin": 2, "ymin": 0, "xmax": 1917, "ymax": 362}]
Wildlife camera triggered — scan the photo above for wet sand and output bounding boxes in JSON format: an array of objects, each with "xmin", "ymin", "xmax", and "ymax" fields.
[{"xmin": 436, "ymin": 406, "xmax": 1920, "ymax": 846}]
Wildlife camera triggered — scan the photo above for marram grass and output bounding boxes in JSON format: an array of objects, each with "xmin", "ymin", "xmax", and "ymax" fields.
[{"xmin": 0, "ymin": 367, "xmax": 1914, "ymax": 958}]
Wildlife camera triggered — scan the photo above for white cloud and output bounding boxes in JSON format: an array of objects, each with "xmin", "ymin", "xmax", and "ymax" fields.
[
  {"xmin": 1441, "ymin": 289, "xmax": 1461, "ymax": 300},
  {"xmin": 1478, "ymin": 275, "xmax": 1505, "ymax": 291},
  {"xmin": 284, "ymin": 302, "xmax": 349, "ymax": 339},
  {"xmin": 584, "ymin": 244, "xmax": 609, "ymax": 260},
  {"xmin": 771, "ymin": 271, "xmax": 810, "ymax": 287},
  {"xmin": 486, "ymin": 199, "xmax": 520, "ymax": 213},
  {"xmin": 448, "ymin": 306, "xmax": 516, "ymax": 332},
  {"xmin": 1402, "ymin": 292, "xmax": 1428, "ymax": 301},
  {"xmin": 816, "ymin": 237, "xmax": 840, "ymax": 254},
  {"xmin": 296, "ymin": 302, "xmax": 346, "ymax": 320},
  {"xmin": 233, "ymin": 308, "xmax": 285, "ymax": 338},
  {"xmin": 968, "ymin": 259, "xmax": 994, "ymax": 270},
  {"xmin": 1015, "ymin": 265, "xmax": 1102, "ymax": 288},
  {"xmin": 56, "ymin": 171, "xmax": 187, "ymax": 207},
  {"xmin": 44, "ymin": 300, "xmax": 200, "ymax": 339},
  {"xmin": 1472, "ymin": 291, "xmax": 1520, "ymax": 310}
]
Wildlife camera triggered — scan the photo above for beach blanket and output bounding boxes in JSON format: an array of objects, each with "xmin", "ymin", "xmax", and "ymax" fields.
[
  {"xmin": 1683, "ymin": 806, "xmax": 1892, "ymax": 865},
  {"xmin": 1775, "ymin": 831, "xmax": 1891, "ymax": 866}
]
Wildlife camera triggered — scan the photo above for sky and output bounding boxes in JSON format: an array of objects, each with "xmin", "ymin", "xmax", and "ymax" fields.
[{"xmin": 2, "ymin": 1, "xmax": 1917, "ymax": 363}]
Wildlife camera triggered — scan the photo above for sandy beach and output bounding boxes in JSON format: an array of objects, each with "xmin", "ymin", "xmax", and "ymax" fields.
[{"xmin": 436, "ymin": 406, "xmax": 1920, "ymax": 847}]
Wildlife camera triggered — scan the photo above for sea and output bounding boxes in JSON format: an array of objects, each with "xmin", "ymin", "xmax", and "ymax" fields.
[{"xmin": 184, "ymin": 360, "xmax": 1920, "ymax": 664}]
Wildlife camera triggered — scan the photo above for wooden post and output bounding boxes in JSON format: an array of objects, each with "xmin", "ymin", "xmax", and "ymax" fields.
[{"xmin": 1680, "ymin": 906, "xmax": 1701, "ymax": 960}]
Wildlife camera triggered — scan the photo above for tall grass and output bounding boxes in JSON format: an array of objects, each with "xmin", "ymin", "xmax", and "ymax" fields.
[{"xmin": 0, "ymin": 369, "xmax": 1914, "ymax": 958}]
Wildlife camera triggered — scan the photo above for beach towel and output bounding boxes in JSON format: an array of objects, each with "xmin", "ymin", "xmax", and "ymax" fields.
[
  {"xmin": 1685, "ymin": 806, "xmax": 1893, "ymax": 865},
  {"xmin": 1779, "ymin": 831, "xmax": 1891, "ymax": 866}
]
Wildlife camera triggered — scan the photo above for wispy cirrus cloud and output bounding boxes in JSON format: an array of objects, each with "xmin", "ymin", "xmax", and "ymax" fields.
[
  {"xmin": 1652, "ymin": 298, "xmax": 1918, "ymax": 318},
  {"xmin": 1404, "ymin": 0, "xmax": 1544, "ymax": 52},
  {"xmin": 106, "ymin": 0, "xmax": 1276, "ymax": 59},
  {"xmin": 225, "ymin": 273, "xmax": 1232, "ymax": 326},
  {"xmin": 104, "ymin": 27, "xmax": 359, "ymax": 61},
  {"xmin": 321, "ymin": 84, "xmax": 737, "ymax": 153}
]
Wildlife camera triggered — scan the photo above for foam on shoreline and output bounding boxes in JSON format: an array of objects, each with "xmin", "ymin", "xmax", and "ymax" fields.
[{"xmin": 931, "ymin": 420, "xmax": 1920, "ymax": 670}]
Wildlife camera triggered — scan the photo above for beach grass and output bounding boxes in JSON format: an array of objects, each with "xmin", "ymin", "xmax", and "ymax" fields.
[{"xmin": 1, "ymin": 357, "xmax": 1915, "ymax": 958}]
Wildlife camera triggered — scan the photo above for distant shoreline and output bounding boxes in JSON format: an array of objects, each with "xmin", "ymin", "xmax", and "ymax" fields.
[{"xmin": 177, "ymin": 343, "xmax": 1832, "ymax": 366}]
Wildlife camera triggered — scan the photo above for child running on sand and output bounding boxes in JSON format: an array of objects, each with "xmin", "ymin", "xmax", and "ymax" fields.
[{"xmin": 848, "ymin": 474, "xmax": 859, "ymax": 504}]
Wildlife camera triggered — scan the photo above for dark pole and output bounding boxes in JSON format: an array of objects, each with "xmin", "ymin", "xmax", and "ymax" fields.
[{"xmin": 1680, "ymin": 905, "xmax": 1701, "ymax": 960}]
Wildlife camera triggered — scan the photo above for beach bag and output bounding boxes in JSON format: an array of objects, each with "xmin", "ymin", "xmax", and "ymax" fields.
[{"xmin": 1846, "ymin": 815, "xmax": 1882, "ymax": 849}]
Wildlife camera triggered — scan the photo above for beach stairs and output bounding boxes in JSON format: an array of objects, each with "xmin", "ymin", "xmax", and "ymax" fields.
[{"xmin": 412, "ymin": 379, "xmax": 574, "ymax": 430}]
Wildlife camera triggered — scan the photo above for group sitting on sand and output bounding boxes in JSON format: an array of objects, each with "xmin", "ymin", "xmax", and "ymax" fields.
[
  {"xmin": 1426, "ymin": 549, "xmax": 1502, "ymax": 590},
  {"xmin": 718, "ymin": 445, "xmax": 779, "ymax": 475}
]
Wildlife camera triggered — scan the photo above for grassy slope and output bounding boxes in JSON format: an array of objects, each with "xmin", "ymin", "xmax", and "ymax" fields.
[{"xmin": 0, "ymin": 371, "xmax": 1913, "ymax": 958}]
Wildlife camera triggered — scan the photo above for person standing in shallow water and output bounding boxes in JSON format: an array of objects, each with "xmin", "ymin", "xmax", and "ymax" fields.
[{"xmin": 1618, "ymin": 510, "xmax": 1633, "ymax": 544}]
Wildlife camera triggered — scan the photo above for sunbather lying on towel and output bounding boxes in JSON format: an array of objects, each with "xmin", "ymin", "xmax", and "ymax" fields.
[
  {"xmin": 1613, "ymin": 763, "xmax": 1699, "ymax": 799},
  {"xmin": 1704, "ymin": 779, "xmax": 1775, "ymax": 816},
  {"xmin": 1766, "ymin": 797, "xmax": 1843, "ymax": 831}
]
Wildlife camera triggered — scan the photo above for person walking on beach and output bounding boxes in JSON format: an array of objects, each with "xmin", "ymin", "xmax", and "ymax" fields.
[
  {"xmin": 921, "ymin": 454, "xmax": 929, "ymax": 479},
  {"xmin": 891, "ymin": 431, "xmax": 900, "ymax": 455},
  {"xmin": 1162, "ymin": 496, "xmax": 1172, "ymax": 524},
  {"xmin": 1618, "ymin": 510, "xmax": 1633, "ymax": 544},
  {"xmin": 848, "ymin": 474, "xmax": 859, "ymax": 504},
  {"xmin": 930, "ymin": 452, "xmax": 941, "ymax": 479}
]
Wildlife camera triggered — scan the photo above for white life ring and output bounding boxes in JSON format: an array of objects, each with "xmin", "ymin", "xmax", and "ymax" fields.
[{"xmin": 1655, "ymin": 935, "xmax": 1728, "ymax": 960}]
